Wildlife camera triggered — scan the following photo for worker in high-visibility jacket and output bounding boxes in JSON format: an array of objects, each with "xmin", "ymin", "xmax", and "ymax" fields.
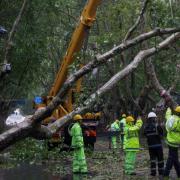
[
  {"xmin": 110, "ymin": 119, "xmax": 120, "ymax": 150},
  {"xmin": 119, "ymin": 114, "xmax": 126, "ymax": 148},
  {"xmin": 164, "ymin": 106, "xmax": 180, "ymax": 178},
  {"xmin": 124, "ymin": 116, "xmax": 143, "ymax": 175},
  {"xmin": 70, "ymin": 114, "xmax": 87, "ymax": 174}
]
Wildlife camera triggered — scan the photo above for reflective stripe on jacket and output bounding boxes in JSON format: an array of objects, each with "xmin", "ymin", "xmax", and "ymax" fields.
[
  {"xmin": 111, "ymin": 121, "xmax": 120, "ymax": 132},
  {"xmin": 165, "ymin": 108, "xmax": 180, "ymax": 147},
  {"xmin": 70, "ymin": 122, "xmax": 84, "ymax": 148},
  {"xmin": 120, "ymin": 118, "xmax": 126, "ymax": 134},
  {"xmin": 124, "ymin": 119, "xmax": 143, "ymax": 151}
]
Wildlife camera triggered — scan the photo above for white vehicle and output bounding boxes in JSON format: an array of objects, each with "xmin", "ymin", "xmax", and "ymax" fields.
[{"xmin": 5, "ymin": 108, "xmax": 25, "ymax": 126}]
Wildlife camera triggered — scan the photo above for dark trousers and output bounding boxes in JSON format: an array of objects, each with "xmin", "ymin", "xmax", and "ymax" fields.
[
  {"xmin": 149, "ymin": 147, "xmax": 164, "ymax": 175},
  {"xmin": 164, "ymin": 146, "xmax": 180, "ymax": 177}
]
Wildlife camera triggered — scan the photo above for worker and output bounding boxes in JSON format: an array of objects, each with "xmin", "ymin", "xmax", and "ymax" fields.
[
  {"xmin": 110, "ymin": 119, "xmax": 120, "ymax": 150},
  {"xmin": 144, "ymin": 112, "xmax": 164, "ymax": 177},
  {"xmin": 124, "ymin": 115, "xmax": 143, "ymax": 175},
  {"xmin": 70, "ymin": 114, "xmax": 87, "ymax": 174},
  {"xmin": 119, "ymin": 114, "xmax": 126, "ymax": 148},
  {"xmin": 164, "ymin": 106, "xmax": 180, "ymax": 178}
]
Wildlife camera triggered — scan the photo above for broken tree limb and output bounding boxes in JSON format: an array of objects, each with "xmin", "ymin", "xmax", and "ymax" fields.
[
  {"xmin": 48, "ymin": 32, "xmax": 180, "ymax": 134},
  {"xmin": 0, "ymin": 116, "xmax": 33, "ymax": 150},
  {"xmin": 92, "ymin": 33, "xmax": 180, "ymax": 101},
  {"xmin": 123, "ymin": 0, "xmax": 149, "ymax": 111},
  {"xmin": 0, "ymin": 30, "xmax": 179, "ymax": 151},
  {"xmin": 146, "ymin": 60, "xmax": 177, "ymax": 108},
  {"xmin": 32, "ymin": 27, "xmax": 180, "ymax": 124},
  {"xmin": 154, "ymin": 62, "xmax": 180, "ymax": 110},
  {"xmin": 0, "ymin": 115, "xmax": 52, "ymax": 151}
]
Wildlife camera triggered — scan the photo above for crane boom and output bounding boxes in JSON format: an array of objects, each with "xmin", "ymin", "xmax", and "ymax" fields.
[
  {"xmin": 49, "ymin": 0, "xmax": 101, "ymax": 97},
  {"xmin": 33, "ymin": 0, "xmax": 103, "ymax": 148}
]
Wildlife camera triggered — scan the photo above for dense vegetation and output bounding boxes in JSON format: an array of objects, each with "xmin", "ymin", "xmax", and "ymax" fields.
[{"xmin": 0, "ymin": 0, "xmax": 179, "ymax": 119}]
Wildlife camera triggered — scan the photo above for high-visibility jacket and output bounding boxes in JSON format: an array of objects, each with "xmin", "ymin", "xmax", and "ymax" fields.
[
  {"xmin": 111, "ymin": 121, "xmax": 120, "ymax": 132},
  {"xmin": 119, "ymin": 118, "xmax": 126, "ymax": 134},
  {"xmin": 124, "ymin": 119, "xmax": 143, "ymax": 151},
  {"xmin": 70, "ymin": 122, "xmax": 84, "ymax": 148},
  {"xmin": 165, "ymin": 108, "xmax": 180, "ymax": 147}
]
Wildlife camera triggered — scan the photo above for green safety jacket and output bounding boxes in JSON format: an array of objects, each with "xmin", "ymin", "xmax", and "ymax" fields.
[
  {"xmin": 111, "ymin": 121, "xmax": 120, "ymax": 132},
  {"xmin": 124, "ymin": 119, "xmax": 143, "ymax": 151},
  {"xmin": 165, "ymin": 108, "xmax": 180, "ymax": 147},
  {"xmin": 119, "ymin": 118, "xmax": 126, "ymax": 134},
  {"xmin": 70, "ymin": 122, "xmax": 84, "ymax": 148}
]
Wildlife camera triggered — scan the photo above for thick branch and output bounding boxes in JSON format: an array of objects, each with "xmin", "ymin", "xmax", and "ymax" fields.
[
  {"xmin": 146, "ymin": 60, "xmax": 177, "ymax": 109},
  {"xmin": 95, "ymin": 33, "xmax": 180, "ymax": 99},
  {"xmin": 48, "ymin": 32, "xmax": 180, "ymax": 134},
  {"xmin": 123, "ymin": 0, "xmax": 150, "ymax": 110},
  {"xmin": 32, "ymin": 27, "xmax": 180, "ymax": 123},
  {"xmin": 0, "ymin": 116, "xmax": 33, "ymax": 150},
  {"xmin": 0, "ymin": 30, "xmax": 179, "ymax": 151}
]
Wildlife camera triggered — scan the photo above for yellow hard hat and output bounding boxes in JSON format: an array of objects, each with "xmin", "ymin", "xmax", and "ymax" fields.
[
  {"xmin": 95, "ymin": 112, "xmax": 101, "ymax": 118},
  {"xmin": 84, "ymin": 112, "xmax": 92, "ymax": 119},
  {"xmin": 122, "ymin": 114, "xmax": 126, "ymax": 118},
  {"xmin": 126, "ymin": 116, "xmax": 135, "ymax": 122},
  {"xmin": 175, "ymin": 106, "xmax": 180, "ymax": 113},
  {"xmin": 73, "ymin": 114, "xmax": 83, "ymax": 121}
]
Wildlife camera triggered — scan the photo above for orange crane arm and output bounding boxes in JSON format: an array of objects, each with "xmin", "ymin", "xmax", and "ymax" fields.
[{"xmin": 49, "ymin": 0, "xmax": 101, "ymax": 97}]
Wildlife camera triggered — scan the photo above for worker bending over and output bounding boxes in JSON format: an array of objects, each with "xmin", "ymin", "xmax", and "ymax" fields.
[
  {"xmin": 164, "ymin": 106, "xmax": 180, "ymax": 178},
  {"xmin": 144, "ymin": 112, "xmax": 164, "ymax": 177},
  {"xmin": 124, "ymin": 116, "xmax": 143, "ymax": 175},
  {"xmin": 70, "ymin": 114, "xmax": 87, "ymax": 174}
]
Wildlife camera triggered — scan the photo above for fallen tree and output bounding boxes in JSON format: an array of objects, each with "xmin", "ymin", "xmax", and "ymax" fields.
[{"xmin": 0, "ymin": 30, "xmax": 179, "ymax": 151}]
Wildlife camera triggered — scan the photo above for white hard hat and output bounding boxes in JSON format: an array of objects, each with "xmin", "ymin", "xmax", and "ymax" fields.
[{"xmin": 148, "ymin": 112, "xmax": 157, "ymax": 118}]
